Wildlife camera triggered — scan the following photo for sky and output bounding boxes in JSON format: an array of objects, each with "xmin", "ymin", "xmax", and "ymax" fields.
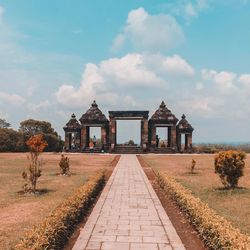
[{"xmin": 0, "ymin": 0, "xmax": 250, "ymax": 143}]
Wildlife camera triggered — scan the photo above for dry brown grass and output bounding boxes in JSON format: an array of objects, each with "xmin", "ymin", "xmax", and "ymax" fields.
[
  {"xmin": 142, "ymin": 154, "xmax": 250, "ymax": 235},
  {"xmin": 0, "ymin": 153, "xmax": 115, "ymax": 250}
]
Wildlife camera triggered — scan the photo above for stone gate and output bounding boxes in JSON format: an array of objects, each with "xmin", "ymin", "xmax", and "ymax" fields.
[{"xmin": 63, "ymin": 100, "xmax": 194, "ymax": 153}]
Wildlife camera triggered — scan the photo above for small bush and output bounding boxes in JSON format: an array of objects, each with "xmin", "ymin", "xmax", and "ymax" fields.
[
  {"xmin": 22, "ymin": 134, "xmax": 48, "ymax": 193},
  {"xmin": 59, "ymin": 154, "xmax": 70, "ymax": 176},
  {"xmin": 214, "ymin": 150, "xmax": 246, "ymax": 189},
  {"xmin": 190, "ymin": 159, "xmax": 196, "ymax": 174}
]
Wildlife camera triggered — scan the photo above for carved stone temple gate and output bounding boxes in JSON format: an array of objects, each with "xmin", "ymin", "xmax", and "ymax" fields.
[
  {"xmin": 63, "ymin": 101, "xmax": 194, "ymax": 153},
  {"xmin": 109, "ymin": 111, "xmax": 149, "ymax": 151}
]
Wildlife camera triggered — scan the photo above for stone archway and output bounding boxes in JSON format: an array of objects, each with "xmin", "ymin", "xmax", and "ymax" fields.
[
  {"xmin": 63, "ymin": 100, "xmax": 194, "ymax": 153},
  {"xmin": 63, "ymin": 114, "xmax": 81, "ymax": 151},
  {"xmin": 108, "ymin": 111, "xmax": 149, "ymax": 152},
  {"xmin": 79, "ymin": 101, "xmax": 109, "ymax": 151},
  {"xmin": 177, "ymin": 114, "xmax": 194, "ymax": 152},
  {"xmin": 148, "ymin": 101, "xmax": 178, "ymax": 152}
]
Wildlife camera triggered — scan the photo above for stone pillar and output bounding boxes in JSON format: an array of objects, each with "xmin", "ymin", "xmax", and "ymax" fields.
[
  {"xmin": 187, "ymin": 133, "xmax": 193, "ymax": 149},
  {"xmin": 171, "ymin": 125, "xmax": 177, "ymax": 148},
  {"xmin": 151, "ymin": 125, "xmax": 156, "ymax": 147},
  {"xmin": 75, "ymin": 131, "xmax": 81, "ymax": 150},
  {"xmin": 86, "ymin": 126, "xmax": 90, "ymax": 147},
  {"xmin": 167, "ymin": 127, "xmax": 171, "ymax": 147},
  {"xmin": 69, "ymin": 133, "xmax": 72, "ymax": 150},
  {"xmin": 115, "ymin": 122, "xmax": 117, "ymax": 145},
  {"xmin": 81, "ymin": 127, "xmax": 87, "ymax": 149},
  {"xmin": 141, "ymin": 119, "xmax": 148, "ymax": 149},
  {"xmin": 109, "ymin": 119, "xmax": 116, "ymax": 150},
  {"xmin": 140, "ymin": 120, "xmax": 143, "ymax": 146},
  {"xmin": 64, "ymin": 132, "xmax": 70, "ymax": 151},
  {"xmin": 177, "ymin": 132, "xmax": 181, "ymax": 151},
  {"xmin": 101, "ymin": 126, "xmax": 107, "ymax": 145},
  {"xmin": 185, "ymin": 134, "xmax": 188, "ymax": 150}
]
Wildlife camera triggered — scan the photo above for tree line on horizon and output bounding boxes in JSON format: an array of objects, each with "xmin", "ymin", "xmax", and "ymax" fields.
[{"xmin": 0, "ymin": 118, "xmax": 63, "ymax": 152}]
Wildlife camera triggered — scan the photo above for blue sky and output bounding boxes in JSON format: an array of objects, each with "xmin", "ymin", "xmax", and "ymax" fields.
[{"xmin": 0, "ymin": 0, "xmax": 250, "ymax": 143}]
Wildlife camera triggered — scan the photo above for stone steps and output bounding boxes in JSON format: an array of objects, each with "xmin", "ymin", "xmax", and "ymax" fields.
[
  {"xmin": 149, "ymin": 147, "xmax": 175, "ymax": 153},
  {"xmin": 83, "ymin": 147, "xmax": 102, "ymax": 153},
  {"xmin": 113, "ymin": 146, "xmax": 144, "ymax": 154}
]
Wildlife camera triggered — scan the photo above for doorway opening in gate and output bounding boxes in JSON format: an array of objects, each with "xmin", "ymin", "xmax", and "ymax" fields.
[
  {"xmin": 116, "ymin": 120, "xmax": 141, "ymax": 146},
  {"xmin": 181, "ymin": 133, "xmax": 186, "ymax": 150},
  {"xmin": 156, "ymin": 127, "xmax": 170, "ymax": 148},
  {"xmin": 89, "ymin": 127, "xmax": 101, "ymax": 147}
]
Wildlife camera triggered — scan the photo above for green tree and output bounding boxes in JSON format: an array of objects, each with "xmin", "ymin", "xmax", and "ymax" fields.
[
  {"xmin": 19, "ymin": 119, "xmax": 63, "ymax": 152},
  {"xmin": 19, "ymin": 119, "xmax": 56, "ymax": 136},
  {"xmin": 0, "ymin": 118, "xmax": 11, "ymax": 128},
  {"xmin": 0, "ymin": 128, "xmax": 24, "ymax": 152}
]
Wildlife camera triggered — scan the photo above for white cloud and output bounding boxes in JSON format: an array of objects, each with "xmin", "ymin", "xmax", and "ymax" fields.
[
  {"xmin": 110, "ymin": 34, "xmax": 125, "ymax": 52},
  {"xmin": 179, "ymin": 96, "xmax": 225, "ymax": 118},
  {"xmin": 162, "ymin": 54, "xmax": 195, "ymax": 76},
  {"xmin": 0, "ymin": 91, "xmax": 25, "ymax": 105},
  {"xmin": 28, "ymin": 100, "xmax": 50, "ymax": 113},
  {"xmin": 181, "ymin": 98, "xmax": 212, "ymax": 113},
  {"xmin": 201, "ymin": 69, "xmax": 216, "ymax": 79},
  {"xmin": 124, "ymin": 95, "xmax": 137, "ymax": 107},
  {"xmin": 239, "ymin": 74, "xmax": 250, "ymax": 87},
  {"xmin": 55, "ymin": 62, "xmax": 119, "ymax": 108},
  {"xmin": 55, "ymin": 53, "xmax": 167, "ymax": 108},
  {"xmin": 184, "ymin": 0, "xmax": 209, "ymax": 19},
  {"xmin": 27, "ymin": 85, "xmax": 37, "ymax": 97},
  {"xmin": 167, "ymin": 0, "xmax": 209, "ymax": 22},
  {"xmin": 202, "ymin": 69, "xmax": 236, "ymax": 92},
  {"xmin": 111, "ymin": 7, "xmax": 184, "ymax": 52},
  {"xmin": 185, "ymin": 3, "xmax": 197, "ymax": 18},
  {"xmin": 55, "ymin": 53, "xmax": 250, "ymax": 124},
  {"xmin": 213, "ymin": 71, "xmax": 236, "ymax": 90},
  {"xmin": 100, "ymin": 54, "xmax": 164, "ymax": 86},
  {"xmin": 55, "ymin": 53, "xmax": 199, "ymax": 109},
  {"xmin": 196, "ymin": 81, "xmax": 204, "ymax": 90}
]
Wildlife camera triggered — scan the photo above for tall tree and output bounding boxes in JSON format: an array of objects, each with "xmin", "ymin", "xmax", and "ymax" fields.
[
  {"xmin": 19, "ymin": 119, "xmax": 63, "ymax": 152},
  {"xmin": 0, "ymin": 128, "xmax": 24, "ymax": 152},
  {"xmin": 0, "ymin": 118, "xmax": 11, "ymax": 128},
  {"xmin": 19, "ymin": 119, "xmax": 56, "ymax": 136}
]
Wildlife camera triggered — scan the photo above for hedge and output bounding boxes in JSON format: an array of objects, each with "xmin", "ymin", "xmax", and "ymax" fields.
[
  {"xmin": 155, "ymin": 170, "xmax": 250, "ymax": 250},
  {"xmin": 15, "ymin": 170, "xmax": 106, "ymax": 250}
]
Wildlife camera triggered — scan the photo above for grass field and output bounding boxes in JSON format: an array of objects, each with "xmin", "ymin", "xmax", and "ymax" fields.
[
  {"xmin": 142, "ymin": 154, "xmax": 250, "ymax": 235},
  {"xmin": 0, "ymin": 153, "xmax": 115, "ymax": 250}
]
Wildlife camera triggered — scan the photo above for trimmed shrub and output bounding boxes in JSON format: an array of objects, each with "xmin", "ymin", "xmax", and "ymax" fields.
[
  {"xmin": 15, "ymin": 171, "xmax": 106, "ymax": 250},
  {"xmin": 155, "ymin": 170, "xmax": 250, "ymax": 250},
  {"xmin": 190, "ymin": 159, "xmax": 196, "ymax": 174},
  {"xmin": 214, "ymin": 150, "xmax": 246, "ymax": 189},
  {"xmin": 59, "ymin": 154, "xmax": 70, "ymax": 176}
]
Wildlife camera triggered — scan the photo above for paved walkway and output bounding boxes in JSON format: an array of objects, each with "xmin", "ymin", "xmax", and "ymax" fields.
[{"xmin": 73, "ymin": 155, "xmax": 185, "ymax": 250}]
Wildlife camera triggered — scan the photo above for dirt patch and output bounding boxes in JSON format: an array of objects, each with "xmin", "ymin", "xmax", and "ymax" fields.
[{"xmin": 137, "ymin": 155, "xmax": 208, "ymax": 250}]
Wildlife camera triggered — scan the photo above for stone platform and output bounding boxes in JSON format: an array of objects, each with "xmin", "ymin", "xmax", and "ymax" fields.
[{"xmin": 72, "ymin": 155, "xmax": 185, "ymax": 250}]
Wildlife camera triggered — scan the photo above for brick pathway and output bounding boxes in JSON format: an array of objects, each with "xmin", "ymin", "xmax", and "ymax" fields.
[{"xmin": 73, "ymin": 155, "xmax": 185, "ymax": 250}]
